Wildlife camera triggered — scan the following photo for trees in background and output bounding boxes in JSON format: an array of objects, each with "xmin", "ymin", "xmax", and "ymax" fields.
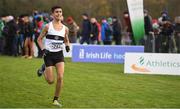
[{"xmin": 0, "ymin": 0, "xmax": 179, "ymax": 22}]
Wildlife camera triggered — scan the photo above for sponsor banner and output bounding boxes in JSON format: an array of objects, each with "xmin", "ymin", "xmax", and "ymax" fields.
[
  {"xmin": 72, "ymin": 45, "xmax": 144, "ymax": 63},
  {"xmin": 124, "ymin": 53, "xmax": 180, "ymax": 75},
  {"xmin": 127, "ymin": 0, "xmax": 145, "ymax": 44}
]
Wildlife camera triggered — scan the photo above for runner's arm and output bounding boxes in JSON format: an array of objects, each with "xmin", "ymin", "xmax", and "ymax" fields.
[
  {"xmin": 64, "ymin": 27, "xmax": 70, "ymax": 52},
  {"xmin": 37, "ymin": 24, "xmax": 48, "ymax": 50},
  {"xmin": 64, "ymin": 27, "xmax": 70, "ymax": 46}
]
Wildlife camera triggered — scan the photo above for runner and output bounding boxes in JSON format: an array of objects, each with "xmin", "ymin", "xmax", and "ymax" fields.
[{"xmin": 37, "ymin": 6, "xmax": 70, "ymax": 106}]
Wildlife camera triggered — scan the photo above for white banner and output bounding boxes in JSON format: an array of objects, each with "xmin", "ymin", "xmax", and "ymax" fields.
[
  {"xmin": 124, "ymin": 53, "xmax": 180, "ymax": 75},
  {"xmin": 127, "ymin": 0, "xmax": 145, "ymax": 44}
]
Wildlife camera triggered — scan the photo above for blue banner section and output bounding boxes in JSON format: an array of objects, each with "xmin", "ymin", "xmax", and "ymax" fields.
[{"xmin": 72, "ymin": 45, "xmax": 144, "ymax": 63}]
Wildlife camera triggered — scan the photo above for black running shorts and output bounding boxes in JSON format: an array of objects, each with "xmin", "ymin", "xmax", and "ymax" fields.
[{"xmin": 44, "ymin": 51, "xmax": 64, "ymax": 67}]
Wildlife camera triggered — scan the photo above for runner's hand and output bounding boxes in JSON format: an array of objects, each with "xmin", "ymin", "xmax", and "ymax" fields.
[
  {"xmin": 42, "ymin": 49, "xmax": 49, "ymax": 56},
  {"xmin": 65, "ymin": 46, "xmax": 70, "ymax": 52}
]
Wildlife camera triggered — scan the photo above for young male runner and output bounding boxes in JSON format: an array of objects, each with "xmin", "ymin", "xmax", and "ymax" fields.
[{"xmin": 37, "ymin": 6, "xmax": 70, "ymax": 106}]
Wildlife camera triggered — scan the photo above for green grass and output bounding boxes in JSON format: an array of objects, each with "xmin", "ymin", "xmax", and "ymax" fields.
[{"xmin": 0, "ymin": 56, "xmax": 180, "ymax": 108}]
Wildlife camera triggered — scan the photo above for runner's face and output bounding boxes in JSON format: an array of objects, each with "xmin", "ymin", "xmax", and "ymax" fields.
[{"xmin": 52, "ymin": 8, "xmax": 62, "ymax": 21}]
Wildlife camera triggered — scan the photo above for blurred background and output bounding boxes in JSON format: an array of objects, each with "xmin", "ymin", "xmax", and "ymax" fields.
[{"xmin": 0, "ymin": 0, "xmax": 179, "ymax": 23}]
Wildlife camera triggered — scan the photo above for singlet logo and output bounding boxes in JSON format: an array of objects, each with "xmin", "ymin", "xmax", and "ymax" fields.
[{"xmin": 55, "ymin": 36, "xmax": 59, "ymax": 40}]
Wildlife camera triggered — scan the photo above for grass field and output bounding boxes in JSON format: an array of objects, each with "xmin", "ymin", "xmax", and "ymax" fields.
[{"xmin": 0, "ymin": 56, "xmax": 180, "ymax": 108}]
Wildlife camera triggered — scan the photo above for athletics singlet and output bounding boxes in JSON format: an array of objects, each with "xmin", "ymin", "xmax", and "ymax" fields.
[{"xmin": 45, "ymin": 22, "xmax": 66, "ymax": 52}]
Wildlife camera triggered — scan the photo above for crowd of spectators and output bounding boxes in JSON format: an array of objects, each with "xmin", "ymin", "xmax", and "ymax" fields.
[{"xmin": 0, "ymin": 9, "xmax": 179, "ymax": 58}]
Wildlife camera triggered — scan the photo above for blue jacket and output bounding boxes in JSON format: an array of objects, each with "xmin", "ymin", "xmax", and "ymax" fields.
[{"xmin": 101, "ymin": 22, "xmax": 112, "ymax": 41}]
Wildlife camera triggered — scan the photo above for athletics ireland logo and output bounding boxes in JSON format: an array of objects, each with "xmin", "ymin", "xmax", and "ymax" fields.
[
  {"xmin": 139, "ymin": 56, "xmax": 144, "ymax": 65},
  {"xmin": 131, "ymin": 56, "xmax": 150, "ymax": 72}
]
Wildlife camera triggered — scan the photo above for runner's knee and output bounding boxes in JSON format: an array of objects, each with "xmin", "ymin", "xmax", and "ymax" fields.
[
  {"xmin": 47, "ymin": 79, "xmax": 54, "ymax": 84},
  {"xmin": 57, "ymin": 74, "xmax": 63, "ymax": 81}
]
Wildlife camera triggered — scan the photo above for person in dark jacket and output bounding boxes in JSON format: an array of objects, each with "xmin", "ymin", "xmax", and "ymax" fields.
[
  {"xmin": 80, "ymin": 13, "xmax": 91, "ymax": 44},
  {"xmin": 144, "ymin": 10, "xmax": 154, "ymax": 52},
  {"xmin": 160, "ymin": 21, "xmax": 174, "ymax": 53},
  {"xmin": 90, "ymin": 18, "xmax": 99, "ymax": 44},
  {"xmin": 174, "ymin": 16, "xmax": 180, "ymax": 53},
  {"xmin": 34, "ymin": 16, "xmax": 44, "ymax": 58},
  {"xmin": 112, "ymin": 16, "xmax": 122, "ymax": 45},
  {"xmin": 4, "ymin": 16, "xmax": 18, "ymax": 56},
  {"xmin": 144, "ymin": 10, "xmax": 153, "ymax": 35},
  {"xmin": 23, "ymin": 15, "xmax": 34, "ymax": 59},
  {"xmin": 17, "ymin": 16, "xmax": 26, "ymax": 56}
]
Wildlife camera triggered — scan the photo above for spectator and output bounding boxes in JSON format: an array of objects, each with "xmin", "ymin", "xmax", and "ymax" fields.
[
  {"xmin": 0, "ymin": 17, "xmax": 5, "ymax": 54},
  {"xmin": 90, "ymin": 18, "xmax": 99, "ymax": 44},
  {"xmin": 123, "ymin": 11, "xmax": 135, "ymax": 45},
  {"xmin": 34, "ymin": 16, "xmax": 44, "ymax": 58},
  {"xmin": 160, "ymin": 20, "xmax": 174, "ymax": 53},
  {"xmin": 174, "ymin": 16, "xmax": 180, "ymax": 53},
  {"xmin": 23, "ymin": 15, "xmax": 34, "ymax": 59},
  {"xmin": 66, "ymin": 16, "xmax": 79, "ymax": 43},
  {"xmin": 101, "ymin": 18, "xmax": 113, "ymax": 45},
  {"xmin": 144, "ymin": 10, "xmax": 153, "ymax": 36},
  {"xmin": 95, "ymin": 19, "xmax": 101, "ymax": 45},
  {"xmin": 107, "ymin": 17, "xmax": 113, "ymax": 44},
  {"xmin": 4, "ymin": 16, "xmax": 18, "ymax": 56},
  {"xmin": 112, "ymin": 16, "xmax": 122, "ymax": 45},
  {"xmin": 152, "ymin": 19, "xmax": 161, "ymax": 53},
  {"xmin": 158, "ymin": 11, "xmax": 170, "ymax": 27},
  {"xmin": 13, "ymin": 17, "xmax": 22, "ymax": 56},
  {"xmin": 121, "ymin": 32, "xmax": 131, "ymax": 45},
  {"xmin": 80, "ymin": 13, "xmax": 91, "ymax": 44},
  {"xmin": 158, "ymin": 11, "xmax": 174, "ymax": 53},
  {"xmin": 17, "ymin": 15, "xmax": 26, "ymax": 56},
  {"xmin": 43, "ymin": 16, "xmax": 50, "ymax": 25},
  {"xmin": 144, "ymin": 9, "xmax": 153, "ymax": 52}
]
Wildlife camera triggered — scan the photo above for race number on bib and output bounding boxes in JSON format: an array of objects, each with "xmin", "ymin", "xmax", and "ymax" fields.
[
  {"xmin": 50, "ymin": 42, "xmax": 63, "ymax": 49},
  {"xmin": 45, "ymin": 38, "xmax": 64, "ymax": 52}
]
